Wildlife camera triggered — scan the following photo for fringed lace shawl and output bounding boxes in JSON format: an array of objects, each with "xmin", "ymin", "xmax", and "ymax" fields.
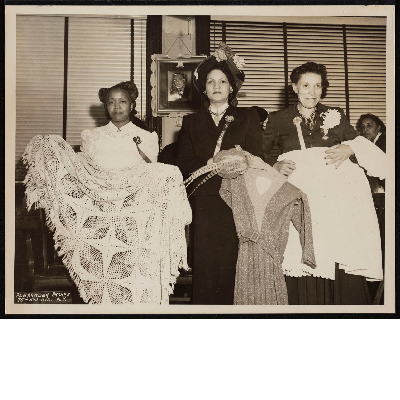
[{"xmin": 22, "ymin": 135, "xmax": 192, "ymax": 305}]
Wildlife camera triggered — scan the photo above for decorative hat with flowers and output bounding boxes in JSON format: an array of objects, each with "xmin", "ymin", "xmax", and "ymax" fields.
[{"xmin": 193, "ymin": 42, "xmax": 246, "ymax": 96}]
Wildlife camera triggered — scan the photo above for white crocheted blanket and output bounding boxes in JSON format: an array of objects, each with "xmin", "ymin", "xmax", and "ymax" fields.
[{"xmin": 22, "ymin": 135, "xmax": 192, "ymax": 304}]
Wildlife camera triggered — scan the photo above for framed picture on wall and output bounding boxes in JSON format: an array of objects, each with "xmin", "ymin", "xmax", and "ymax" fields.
[{"xmin": 151, "ymin": 55, "xmax": 207, "ymax": 116}]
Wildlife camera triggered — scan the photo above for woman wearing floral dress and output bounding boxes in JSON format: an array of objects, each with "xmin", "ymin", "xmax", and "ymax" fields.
[
  {"xmin": 263, "ymin": 62, "xmax": 387, "ymax": 305},
  {"xmin": 177, "ymin": 43, "xmax": 263, "ymax": 305}
]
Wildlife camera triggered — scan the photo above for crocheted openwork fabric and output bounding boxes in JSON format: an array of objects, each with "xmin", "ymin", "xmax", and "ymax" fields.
[{"xmin": 23, "ymin": 135, "xmax": 192, "ymax": 304}]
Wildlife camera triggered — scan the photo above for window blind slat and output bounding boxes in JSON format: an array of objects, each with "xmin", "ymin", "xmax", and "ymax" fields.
[
  {"xmin": 66, "ymin": 17, "xmax": 146, "ymax": 148},
  {"xmin": 211, "ymin": 19, "xmax": 386, "ymax": 129},
  {"xmin": 16, "ymin": 15, "xmax": 147, "ymax": 181},
  {"xmin": 286, "ymin": 24, "xmax": 346, "ymax": 110},
  {"xmin": 16, "ymin": 15, "xmax": 65, "ymax": 178},
  {"xmin": 347, "ymin": 25, "xmax": 386, "ymax": 126},
  {"xmin": 211, "ymin": 21, "xmax": 285, "ymax": 113}
]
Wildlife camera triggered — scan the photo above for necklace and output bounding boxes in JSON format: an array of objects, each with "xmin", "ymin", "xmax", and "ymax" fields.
[
  {"xmin": 209, "ymin": 104, "xmax": 229, "ymax": 121},
  {"xmin": 209, "ymin": 108, "xmax": 227, "ymax": 117},
  {"xmin": 297, "ymin": 103, "xmax": 316, "ymax": 130}
]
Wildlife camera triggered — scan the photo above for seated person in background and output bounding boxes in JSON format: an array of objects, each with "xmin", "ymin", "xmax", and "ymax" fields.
[
  {"xmin": 22, "ymin": 81, "xmax": 191, "ymax": 305},
  {"xmin": 356, "ymin": 113, "xmax": 386, "ymax": 304},
  {"xmin": 168, "ymin": 73, "xmax": 191, "ymax": 102},
  {"xmin": 357, "ymin": 113, "xmax": 386, "ymax": 152},
  {"xmin": 356, "ymin": 113, "xmax": 386, "ymax": 193}
]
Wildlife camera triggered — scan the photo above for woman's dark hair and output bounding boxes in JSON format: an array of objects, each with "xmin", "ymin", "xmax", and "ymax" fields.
[
  {"xmin": 98, "ymin": 81, "xmax": 139, "ymax": 120},
  {"xmin": 199, "ymin": 65, "xmax": 238, "ymax": 103},
  {"xmin": 356, "ymin": 113, "xmax": 386, "ymax": 135},
  {"xmin": 290, "ymin": 61, "xmax": 330, "ymax": 99}
]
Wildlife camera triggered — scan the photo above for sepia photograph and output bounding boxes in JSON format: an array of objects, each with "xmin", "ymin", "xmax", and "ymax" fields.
[{"xmin": 4, "ymin": 4, "xmax": 395, "ymax": 315}]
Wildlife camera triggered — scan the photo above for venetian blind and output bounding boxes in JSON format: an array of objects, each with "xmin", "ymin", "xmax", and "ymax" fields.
[
  {"xmin": 132, "ymin": 18, "xmax": 147, "ymax": 120},
  {"xmin": 210, "ymin": 21, "xmax": 286, "ymax": 112},
  {"xmin": 67, "ymin": 17, "xmax": 147, "ymax": 148},
  {"xmin": 346, "ymin": 25, "xmax": 386, "ymax": 127},
  {"xmin": 210, "ymin": 19, "xmax": 386, "ymax": 128},
  {"xmin": 15, "ymin": 15, "xmax": 65, "ymax": 175},
  {"xmin": 286, "ymin": 24, "xmax": 346, "ymax": 111}
]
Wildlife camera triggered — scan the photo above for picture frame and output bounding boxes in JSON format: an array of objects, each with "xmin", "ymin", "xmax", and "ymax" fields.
[{"xmin": 150, "ymin": 54, "xmax": 207, "ymax": 116}]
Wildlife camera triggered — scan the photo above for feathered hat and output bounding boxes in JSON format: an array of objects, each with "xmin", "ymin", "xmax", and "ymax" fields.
[{"xmin": 193, "ymin": 42, "xmax": 245, "ymax": 96}]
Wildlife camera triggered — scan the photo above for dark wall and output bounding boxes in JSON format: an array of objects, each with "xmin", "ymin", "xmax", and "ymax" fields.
[{"xmin": 146, "ymin": 15, "xmax": 163, "ymax": 141}]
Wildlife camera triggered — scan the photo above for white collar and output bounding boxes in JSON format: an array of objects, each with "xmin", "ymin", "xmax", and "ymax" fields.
[
  {"xmin": 209, "ymin": 103, "xmax": 229, "ymax": 115},
  {"xmin": 107, "ymin": 121, "xmax": 134, "ymax": 132},
  {"xmin": 373, "ymin": 132, "xmax": 382, "ymax": 144}
]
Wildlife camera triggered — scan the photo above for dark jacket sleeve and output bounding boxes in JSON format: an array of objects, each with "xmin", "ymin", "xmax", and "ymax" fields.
[
  {"xmin": 245, "ymin": 108, "xmax": 264, "ymax": 160},
  {"xmin": 262, "ymin": 111, "xmax": 281, "ymax": 166},
  {"xmin": 335, "ymin": 108, "xmax": 357, "ymax": 141},
  {"xmin": 375, "ymin": 134, "xmax": 386, "ymax": 153},
  {"xmin": 158, "ymin": 142, "xmax": 179, "ymax": 166},
  {"xmin": 176, "ymin": 115, "xmax": 208, "ymax": 179},
  {"xmin": 330, "ymin": 108, "xmax": 358, "ymax": 164}
]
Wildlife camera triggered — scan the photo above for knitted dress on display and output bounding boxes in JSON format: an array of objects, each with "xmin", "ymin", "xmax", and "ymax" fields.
[{"xmin": 219, "ymin": 156, "xmax": 316, "ymax": 305}]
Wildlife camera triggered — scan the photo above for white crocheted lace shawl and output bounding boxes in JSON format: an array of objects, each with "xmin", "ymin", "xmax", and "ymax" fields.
[{"xmin": 22, "ymin": 135, "xmax": 192, "ymax": 304}]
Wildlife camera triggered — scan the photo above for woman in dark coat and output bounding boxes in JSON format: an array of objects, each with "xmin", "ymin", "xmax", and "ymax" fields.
[
  {"xmin": 263, "ymin": 62, "xmax": 386, "ymax": 305},
  {"xmin": 177, "ymin": 42, "xmax": 263, "ymax": 305}
]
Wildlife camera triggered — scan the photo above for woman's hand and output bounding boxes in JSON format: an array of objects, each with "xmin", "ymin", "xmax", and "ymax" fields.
[
  {"xmin": 324, "ymin": 144, "xmax": 354, "ymax": 168},
  {"xmin": 273, "ymin": 160, "xmax": 296, "ymax": 177}
]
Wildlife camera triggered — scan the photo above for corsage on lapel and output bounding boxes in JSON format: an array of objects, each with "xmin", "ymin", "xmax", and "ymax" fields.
[
  {"xmin": 320, "ymin": 109, "xmax": 341, "ymax": 140},
  {"xmin": 133, "ymin": 136, "xmax": 152, "ymax": 163},
  {"xmin": 293, "ymin": 116, "xmax": 302, "ymax": 126}
]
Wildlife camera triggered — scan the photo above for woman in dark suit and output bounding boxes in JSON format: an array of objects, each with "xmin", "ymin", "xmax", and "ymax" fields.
[
  {"xmin": 177, "ymin": 42, "xmax": 263, "ymax": 305},
  {"xmin": 263, "ymin": 62, "xmax": 386, "ymax": 305}
]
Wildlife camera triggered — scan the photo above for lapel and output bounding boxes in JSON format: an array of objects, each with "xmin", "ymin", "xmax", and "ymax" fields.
[
  {"xmin": 197, "ymin": 108, "xmax": 219, "ymax": 135},
  {"xmin": 206, "ymin": 104, "xmax": 238, "ymax": 135},
  {"xmin": 222, "ymin": 105, "xmax": 241, "ymax": 136},
  {"xmin": 299, "ymin": 113, "xmax": 311, "ymax": 134},
  {"xmin": 194, "ymin": 108, "xmax": 226, "ymax": 156},
  {"xmin": 216, "ymin": 115, "xmax": 226, "ymax": 131},
  {"xmin": 195, "ymin": 104, "xmax": 240, "ymax": 156},
  {"xmin": 294, "ymin": 103, "xmax": 327, "ymax": 136},
  {"xmin": 212, "ymin": 104, "xmax": 237, "ymax": 134}
]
